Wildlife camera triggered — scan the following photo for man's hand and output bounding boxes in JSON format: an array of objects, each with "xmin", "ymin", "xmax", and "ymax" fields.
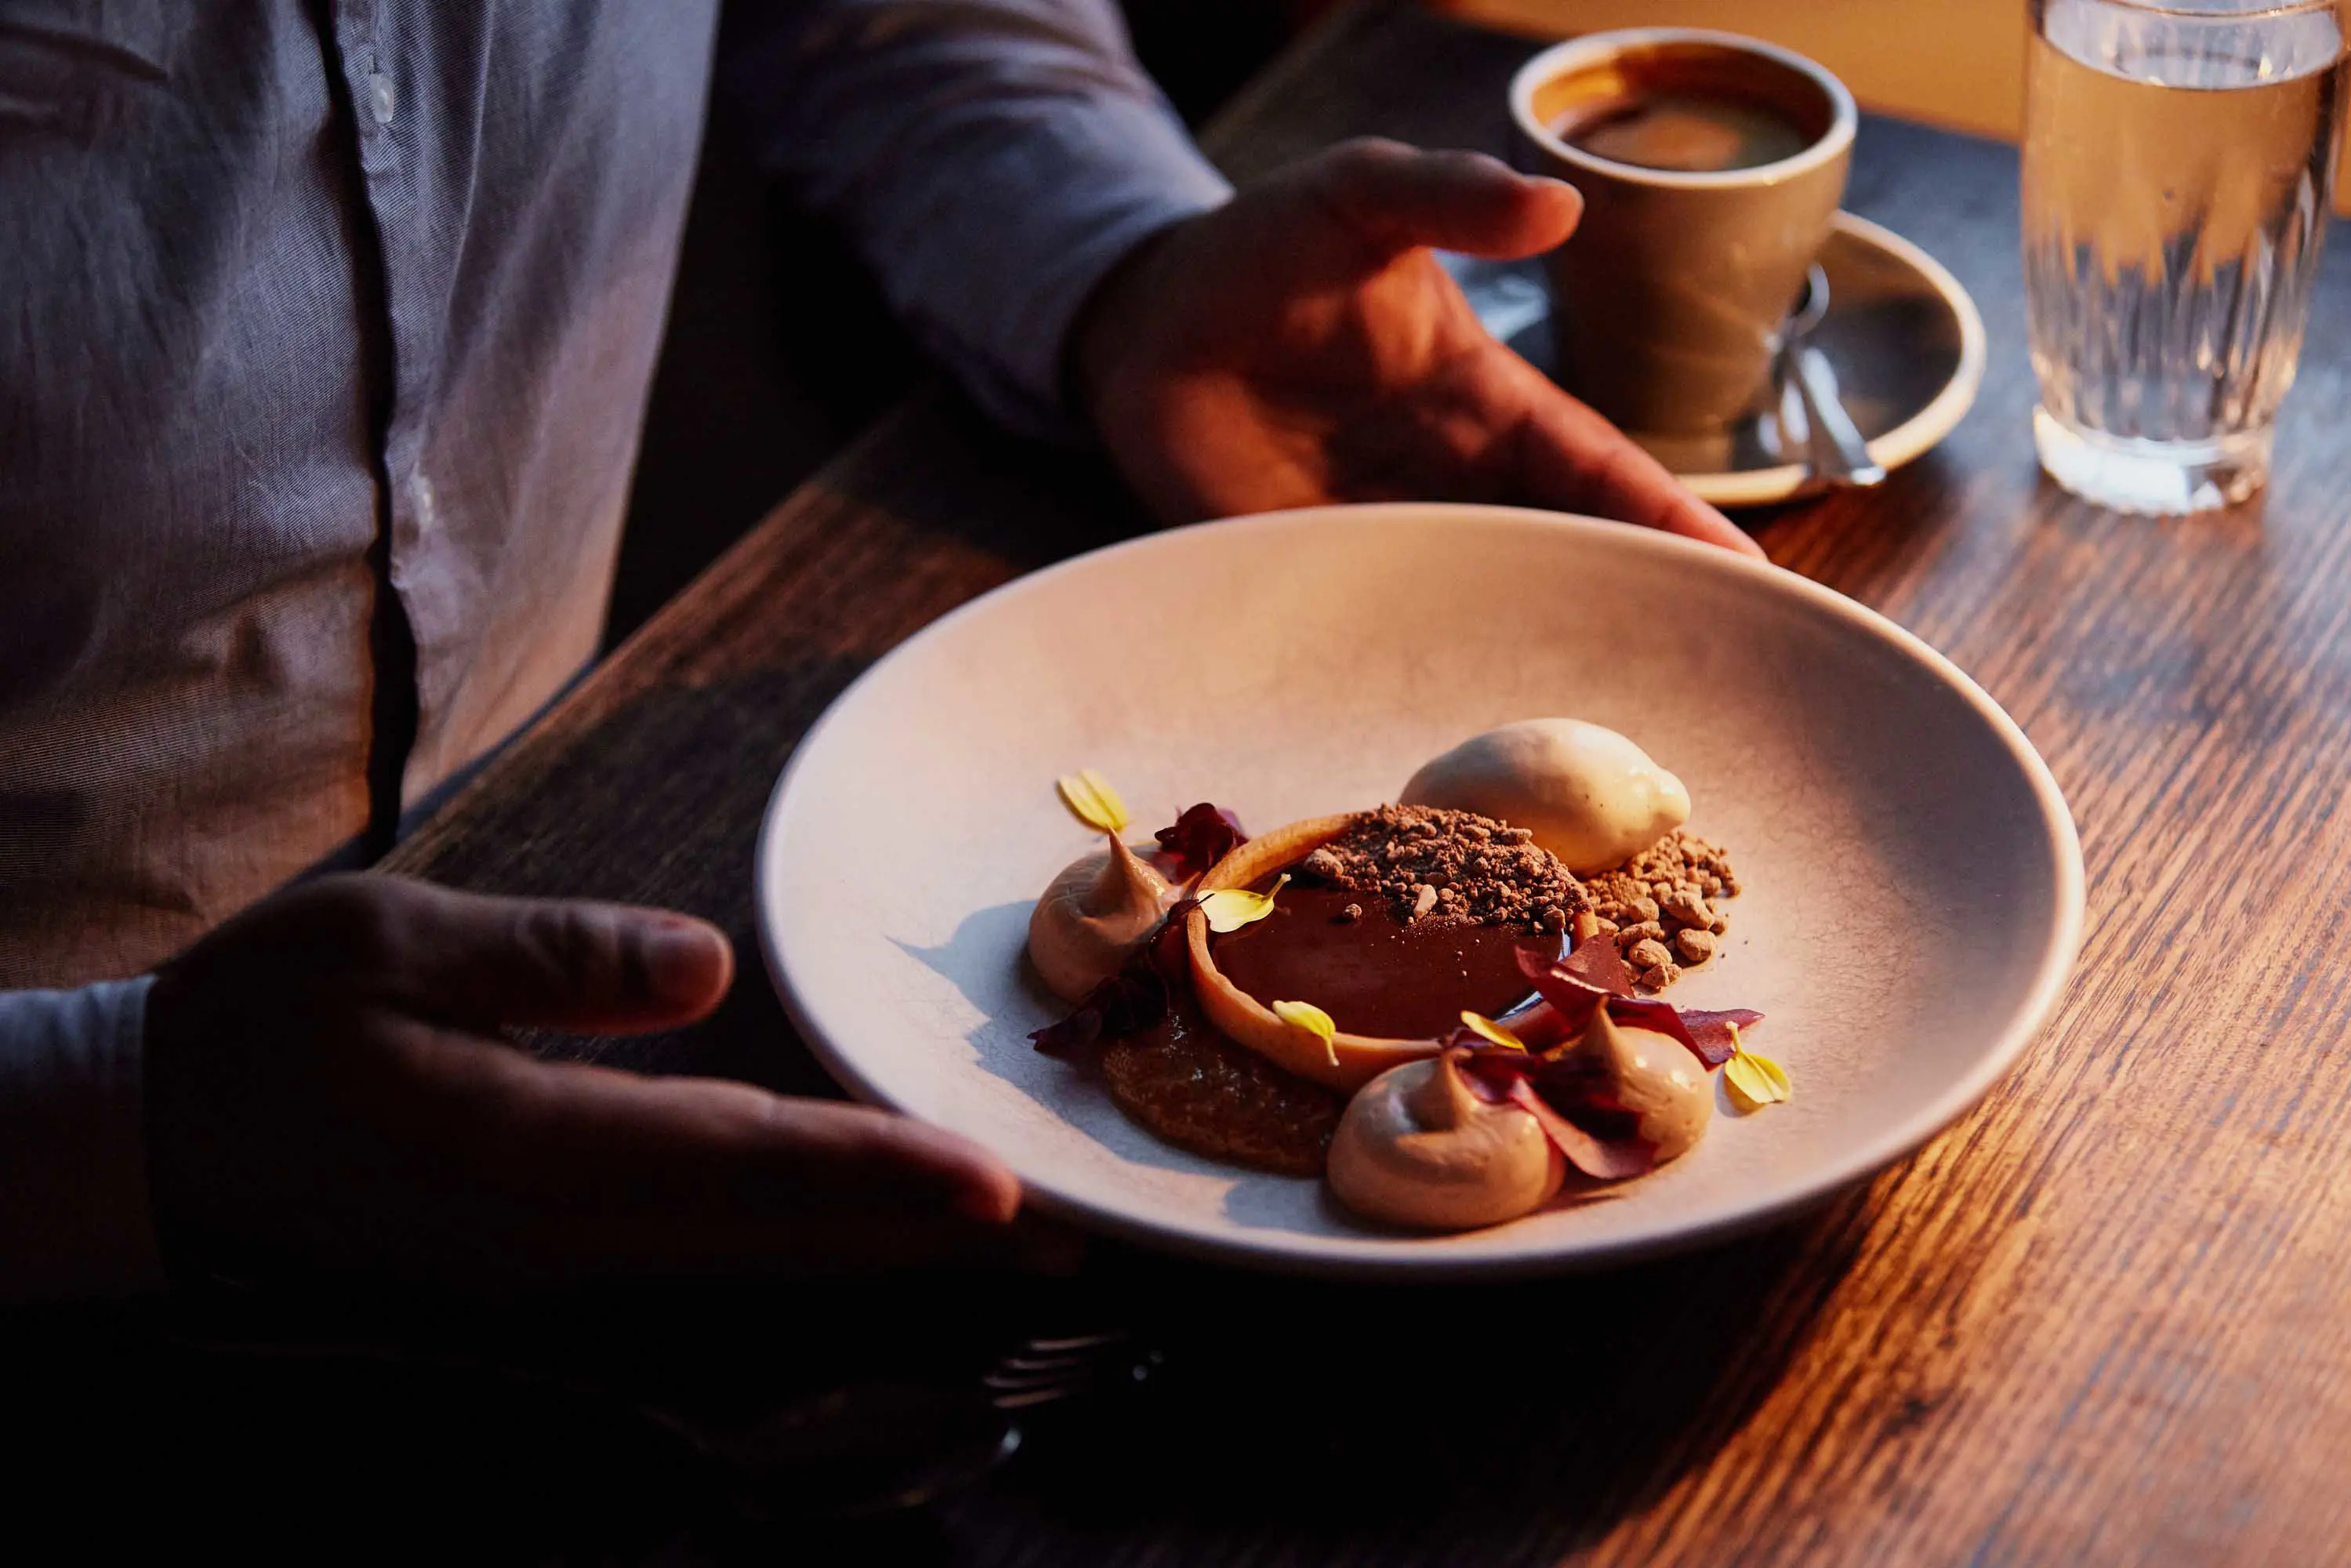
[
  {"xmin": 143, "ymin": 875, "xmax": 1023, "ymax": 1287},
  {"xmin": 1076, "ymin": 138, "xmax": 1763, "ymax": 558}
]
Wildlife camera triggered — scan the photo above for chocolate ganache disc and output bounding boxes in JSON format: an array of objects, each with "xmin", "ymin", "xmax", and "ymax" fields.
[{"xmin": 1208, "ymin": 879, "xmax": 1558, "ymax": 1040}]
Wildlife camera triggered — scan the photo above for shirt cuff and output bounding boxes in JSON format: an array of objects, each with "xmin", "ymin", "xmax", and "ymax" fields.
[{"xmin": 0, "ymin": 976, "xmax": 166, "ymax": 1301}]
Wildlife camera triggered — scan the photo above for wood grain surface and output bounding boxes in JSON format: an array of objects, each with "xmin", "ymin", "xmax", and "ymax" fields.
[{"xmin": 382, "ymin": 5, "xmax": 2351, "ymax": 1563}]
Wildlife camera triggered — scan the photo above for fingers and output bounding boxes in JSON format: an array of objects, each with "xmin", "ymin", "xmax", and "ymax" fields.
[
  {"xmin": 1508, "ymin": 364, "xmax": 1768, "ymax": 558},
  {"xmin": 312, "ymin": 875, "xmax": 735, "ymax": 1033},
  {"xmin": 415, "ymin": 1047, "xmax": 1029, "ymax": 1279},
  {"xmin": 1308, "ymin": 137, "xmax": 1582, "ymax": 262},
  {"xmin": 146, "ymin": 872, "xmax": 1029, "ymax": 1287}
]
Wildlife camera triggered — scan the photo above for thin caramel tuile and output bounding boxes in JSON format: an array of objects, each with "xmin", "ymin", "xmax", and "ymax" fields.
[{"xmin": 1187, "ymin": 812, "xmax": 1456, "ymax": 1092}]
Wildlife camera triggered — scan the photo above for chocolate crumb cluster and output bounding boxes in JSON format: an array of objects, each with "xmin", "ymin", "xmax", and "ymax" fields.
[
  {"xmin": 1582, "ymin": 830, "xmax": 1741, "ymax": 991},
  {"xmin": 1293, "ymin": 804, "xmax": 1588, "ymax": 935}
]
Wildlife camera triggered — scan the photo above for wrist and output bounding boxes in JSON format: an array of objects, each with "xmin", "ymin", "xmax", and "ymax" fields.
[
  {"xmin": 1064, "ymin": 215, "xmax": 1192, "ymax": 445},
  {"xmin": 139, "ymin": 960, "xmax": 216, "ymax": 1287},
  {"xmin": 0, "ymin": 976, "xmax": 165, "ymax": 1300}
]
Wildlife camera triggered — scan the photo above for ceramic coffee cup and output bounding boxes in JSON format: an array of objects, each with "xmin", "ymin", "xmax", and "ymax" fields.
[{"xmin": 1510, "ymin": 30, "xmax": 1856, "ymax": 435}]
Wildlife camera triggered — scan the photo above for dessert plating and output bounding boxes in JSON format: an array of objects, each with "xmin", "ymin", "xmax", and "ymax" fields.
[{"xmin": 1023, "ymin": 721, "xmax": 1791, "ymax": 1234}]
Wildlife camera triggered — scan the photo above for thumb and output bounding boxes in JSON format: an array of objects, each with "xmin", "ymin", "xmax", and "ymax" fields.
[
  {"xmin": 1309, "ymin": 138, "xmax": 1582, "ymax": 261},
  {"xmin": 343, "ymin": 875, "xmax": 735, "ymax": 1033},
  {"xmin": 1508, "ymin": 361, "xmax": 1768, "ymax": 558}
]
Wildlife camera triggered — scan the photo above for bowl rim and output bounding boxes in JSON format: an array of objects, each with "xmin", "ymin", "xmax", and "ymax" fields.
[{"xmin": 756, "ymin": 503, "xmax": 2087, "ymax": 1279}]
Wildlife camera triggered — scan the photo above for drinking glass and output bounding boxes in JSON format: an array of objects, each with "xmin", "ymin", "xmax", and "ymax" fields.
[{"xmin": 2023, "ymin": 0, "xmax": 2349, "ymax": 514}]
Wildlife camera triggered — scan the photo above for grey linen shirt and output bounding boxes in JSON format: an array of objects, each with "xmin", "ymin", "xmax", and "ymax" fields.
[{"xmin": 0, "ymin": 0, "xmax": 1229, "ymax": 1298}]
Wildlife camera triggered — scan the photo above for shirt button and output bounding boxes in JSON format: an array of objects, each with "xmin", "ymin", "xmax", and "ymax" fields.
[
  {"xmin": 408, "ymin": 474, "xmax": 437, "ymax": 533},
  {"xmin": 368, "ymin": 71, "xmax": 396, "ymax": 126}
]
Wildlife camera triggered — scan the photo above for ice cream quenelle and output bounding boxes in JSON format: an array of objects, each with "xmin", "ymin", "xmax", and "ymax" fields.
[
  {"xmin": 1400, "ymin": 719, "xmax": 1689, "ymax": 874},
  {"xmin": 1027, "ymin": 836, "xmax": 1175, "ymax": 1002},
  {"xmin": 1326, "ymin": 1053, "xmax": 1566, "ymax": 1229}
]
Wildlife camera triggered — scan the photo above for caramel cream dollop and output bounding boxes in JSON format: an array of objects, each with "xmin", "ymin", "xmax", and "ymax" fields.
[
  {"xmin": 1575, "ymin": 1006, "xmax": 1713, "ymax": 1163},
  {"xmin": 1326, "ymin": 1054, "xmax": 1566, "ymax": 1230},
  {"xmin": 1399, "ymin": 718, "xmax": 1690, "ymax": 874},
  {"xmin": 1027, "ymin": 837, "xmax": 1174, "ymax": 1002}
]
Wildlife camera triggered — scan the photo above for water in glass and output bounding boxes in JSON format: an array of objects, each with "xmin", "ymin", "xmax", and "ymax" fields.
[{"xmin": 2024, "ymin": 0, "xmax": 2348, "ymax": 513}]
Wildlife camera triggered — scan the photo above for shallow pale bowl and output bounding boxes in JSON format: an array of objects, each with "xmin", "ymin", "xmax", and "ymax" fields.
[{"xmin": 756, "ymin": 504, "xmax": 2083, "ymax": 1279}]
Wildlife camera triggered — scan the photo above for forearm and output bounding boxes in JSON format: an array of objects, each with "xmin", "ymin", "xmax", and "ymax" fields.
[
  {"xmin": 0, "ymin": 978, "xmax": 165, "ymax": 1301},
  {"xmin": 718, "ymin": 0, "xmax": 1232, "ymax": 437}
]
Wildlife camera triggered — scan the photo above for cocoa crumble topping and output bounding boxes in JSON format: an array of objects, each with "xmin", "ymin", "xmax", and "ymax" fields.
[
  {"xmin": 1581, "ymin": 829, "xmax": 1740, "ymax": 992},
  {"xmin": 1292, "ymin": 804, "xmax": 1587, "ymax": 934}
]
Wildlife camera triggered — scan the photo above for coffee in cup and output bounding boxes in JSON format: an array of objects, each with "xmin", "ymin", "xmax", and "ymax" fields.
[
  {"xmin": 1553, "ymin": 92, "xmax": 1814, "ymax": 174},
  {"xmin": 1510, "ymin": 31, "xmax": 1856, "ymax": 435}
]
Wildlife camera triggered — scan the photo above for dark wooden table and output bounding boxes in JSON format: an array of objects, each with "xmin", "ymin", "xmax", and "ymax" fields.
[{"xmin": 372, "ymin": 4, "xmax": 2351, "ymax": 1562}]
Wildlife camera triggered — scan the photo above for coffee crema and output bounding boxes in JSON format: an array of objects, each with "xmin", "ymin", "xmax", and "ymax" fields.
[{"xmin": 1551, "ymin": 92, "xmax": 1812, "ymax": 174}]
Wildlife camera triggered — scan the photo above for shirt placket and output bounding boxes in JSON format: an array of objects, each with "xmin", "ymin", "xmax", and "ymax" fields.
[{"xmin": 326, "ymin": 0, "xmax": 444, "ymax": 816}]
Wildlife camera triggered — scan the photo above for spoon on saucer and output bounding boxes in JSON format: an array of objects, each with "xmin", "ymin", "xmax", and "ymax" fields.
[{"xmin": 1780, "ymin": 265, "xmax": 1887, "ymax": 488}]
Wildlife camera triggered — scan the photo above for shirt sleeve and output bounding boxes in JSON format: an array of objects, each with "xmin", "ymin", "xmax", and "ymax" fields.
[
  {"xmin": 717, "ymin": 0, "xmax": 1234, "ymax": 439},
  {"xmin": 0, "ymin": 978, "xmax": 166, "ymax": 1301}
]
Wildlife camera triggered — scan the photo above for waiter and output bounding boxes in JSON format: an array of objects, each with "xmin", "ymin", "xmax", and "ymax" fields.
[{"xmin": 0, "ymin": 0, "xmax": 1754, "ymax": 1298}]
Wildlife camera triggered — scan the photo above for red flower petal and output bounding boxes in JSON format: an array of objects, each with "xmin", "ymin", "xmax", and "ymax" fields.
[
  {"xmin": 1028, "ymin": 964, "xmax": 1169, "ymax": 1059},
  {"xmin": 1504, "ymin": 1076, "xmax": 1655, "ymax": 1180},
  {"xmin": 1515, "ymin": 942, "xmax": 1761, "ymax": 1069},
  {"xmin": 1027, "ymin": 1007, "xmax": 1104, "ymax": 1061},
  {"xmin": 1451, "ymin": 1044, "xmax": 1539, "ymax": 1098},
  {"xmin": 1601, "ymin": 995, "xmax": 1712, "ymax": 1066},
  {"xmin": 1562, "ymin": 931, "xmax": 1638, "ymax": 996},
  {"xmin": 1504, "ymin": 1004, "xmax": 1576, "ymax": 1051},
  {"xmin": 1678, "ymin": 1007, "xmax": 1765, "ymax": 1067},
  {"xmin": 1144, "ymin": 897, "xmax": 1199, "ymax": 982},
  {"xmin": 1448, "ymin": 1046, "xmax": 1656, "ymax": 1180},
  {"xmin": 1515, "ymin": 944, "xmax": 1611, "ymax": 1035},
  {"xmin": 1152, "ymin": 804, "xmax": 1246, "ymax": 879},
  {"xmin": 1028, "ymin": 901, "xmax": 1197, "ymax": 1059}
]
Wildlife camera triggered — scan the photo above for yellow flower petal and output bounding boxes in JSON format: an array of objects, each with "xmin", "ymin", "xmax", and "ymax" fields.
[
  {"xmin": 1459, "ymin": 1011, "xmax": 1527, "ymax": 1051},
  {"xmin": 1198, "ymin": 873, "xmax": 1290, "ymax": 935},
  {"xmin": 1054, "ymin": 769, "xmax": 1130, "ymax": 835},
  {"xmin": 1271, "ymin": 999, "xmax": 1340, "ymax": 1068},
  {"xmin": 1725, "ymin": 1049, "xmax": 1792, "ymax": 1112}
]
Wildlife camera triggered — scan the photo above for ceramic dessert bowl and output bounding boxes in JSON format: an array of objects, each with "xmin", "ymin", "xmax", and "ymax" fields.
[{"xmin": 755, "ymin": 503, "xmax": 2084, "ymax": 1279}]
